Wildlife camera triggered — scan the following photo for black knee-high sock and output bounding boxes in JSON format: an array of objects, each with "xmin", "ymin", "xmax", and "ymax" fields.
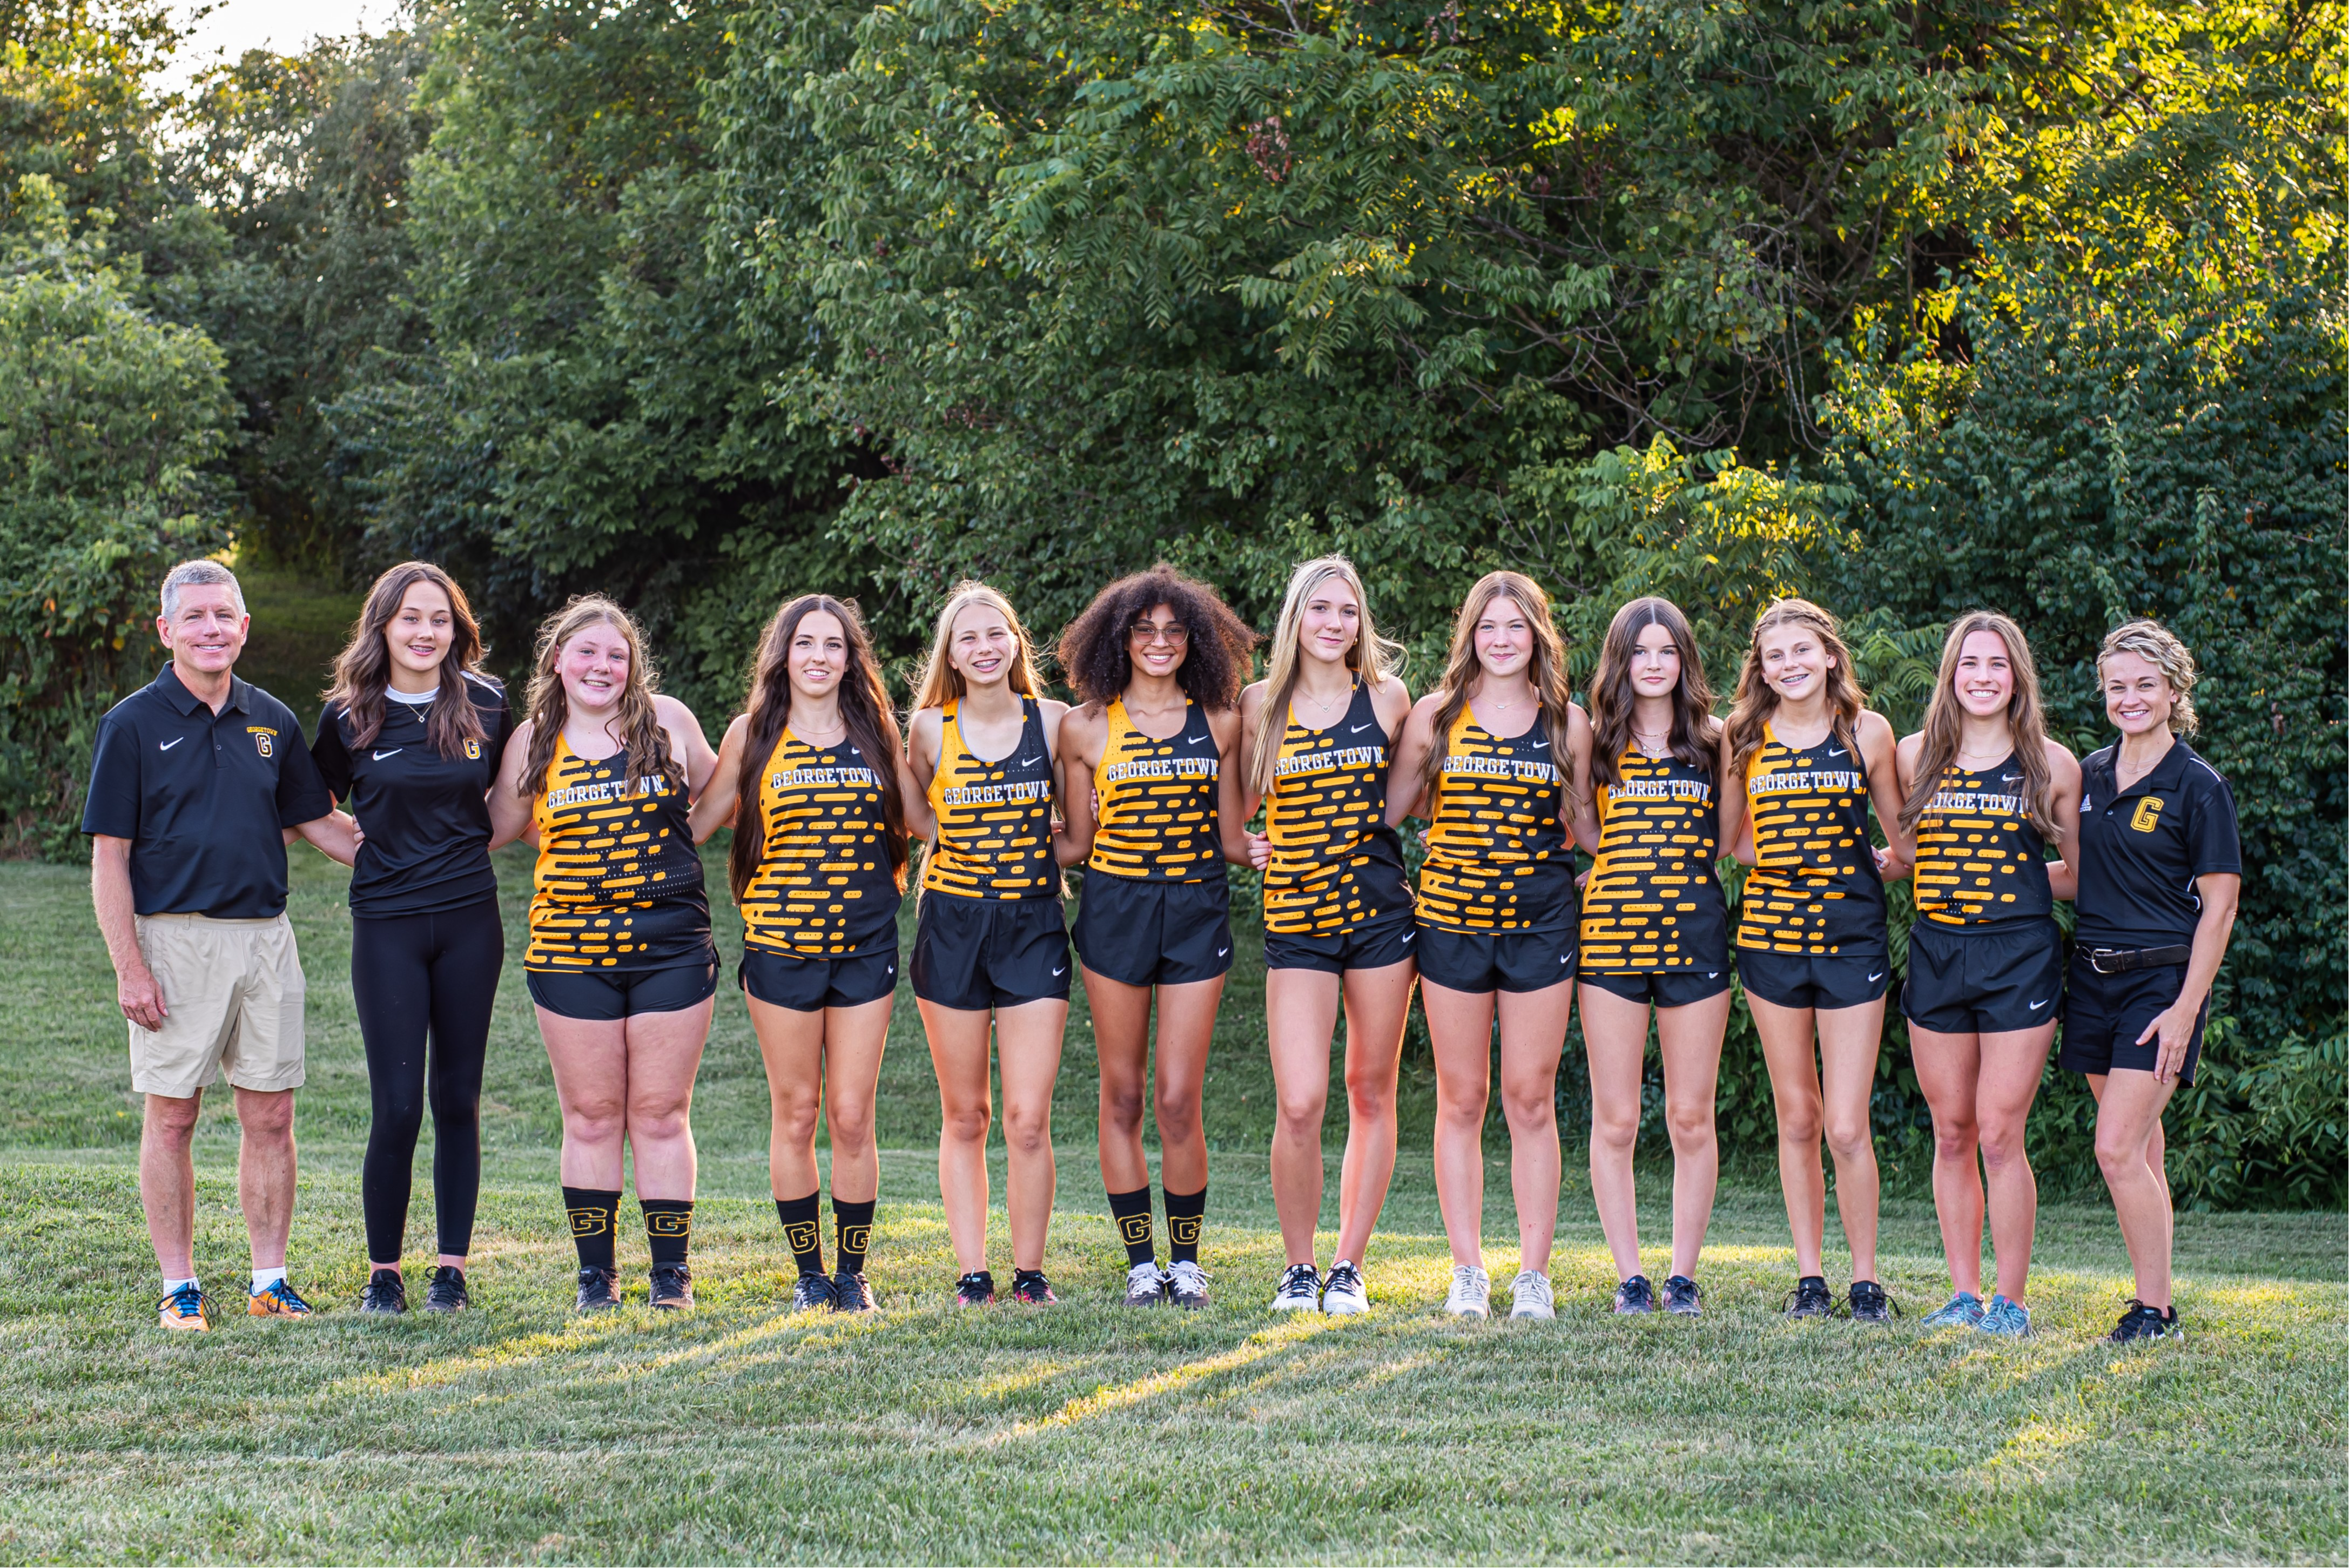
[
  {"xmin": 776, "ymin": 1192, "xmax": 825, "ymax": 1276},
  {"xmin": 1166, "ymin": 1185, "xmax": 1206, "ymax": 1266},
  {"xmin": 642, "ymin": 1199, "xmax": 693, "ymax": 1268},
  {"xmin": 1109, "ymin": 1186, "xmax": 1156, "ymax": 1266},
  {"xmin": 833, "ymin": 1196, "xmax": 875, "ymax": 1276},
  {"xmin": 563, "ymin": 1187, "xmax": 621, "ymax": 1271}
]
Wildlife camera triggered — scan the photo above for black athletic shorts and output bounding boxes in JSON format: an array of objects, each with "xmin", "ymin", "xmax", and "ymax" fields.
[
  {"xmin": 911, "ymin": 894, "xmax": 1071, "ymax": 1012},
  {"xmin": 2058, "ymin": 953, "xmax": 2208, "ymax": 1086},
  {"xmin": 1073, "ymin": 873, "xmax": 1233, "ymax": 988},
  {"xmin": 1735, "ymin": 949, "xmax": 1891, "ymax": 1012},
  {"xmin": 1263, "ymin": 911, "xmax": 1417, "ymax": 975},
  {"xmin": 1416, "ymin": 923, "xmax": 1577, "ymax": 994},
  {"xmin": 1902, "ymin": 919, "xmax": 2064, "ymax": 1035},
  {"xmin": 1581, "ymin": 966, "xmax": 1733, "ymax": 1009},
  {"xmin": 527, "ymin": 954, "xmax": 719, "ymax": 1021},
  {"xmin": 741, "ymin": 943, "xmax": 899, "ymax": 1012}
]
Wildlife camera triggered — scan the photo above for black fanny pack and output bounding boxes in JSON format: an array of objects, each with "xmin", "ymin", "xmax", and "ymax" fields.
[{"xmin": 2081, "ymin": 944, "xmax": 2191, "ymax": 975}]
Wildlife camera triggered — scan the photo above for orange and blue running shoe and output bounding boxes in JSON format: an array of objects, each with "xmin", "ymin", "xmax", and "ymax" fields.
[
  {"xmin": 247, "ymin": 1278, "xmax": 315, "ymax": 1318},
  {"xmin": 158, "ymin": 1282, "xmax": 210, "ymax": 1332}
]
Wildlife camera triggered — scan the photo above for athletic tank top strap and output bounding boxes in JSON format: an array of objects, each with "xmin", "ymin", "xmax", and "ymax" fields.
[
  {"xmin": 1734, "ymin": 719, "xmax": 1888, "ymax": 955},
  {"xmin": 1261, "ymin": 677, "xmax": 1411, "ymax": 937},
  {"xmin": 921, "ymin": 695, "xmax": 1059, "ymax": 900},
  {"xmin": 739, "ymin": 728, "xmax": 901, "ymax": 955},
  {"xmin": 527, "ymin": 733, "xmax": 712, "ymax": 971},
  {"xmin": 1087, "ymin": 696, "xmax": 1223, "ymax": 881},
  {"xmin": 1581, "ymin": 743, "xmax": 1728, "ymax": 971},
  {"xmin": 1911, "ymin": 752, "xmax": 2052, "ymax": 927},
  {"xmin": 1416, "ymin": 707, "xmax": 1575, "ymax": 933}
]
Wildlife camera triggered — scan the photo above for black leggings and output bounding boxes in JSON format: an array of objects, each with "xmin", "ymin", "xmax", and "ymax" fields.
[{"xmin": 352, "ymin": 898, "xmax": 504, "ymax": 1262}]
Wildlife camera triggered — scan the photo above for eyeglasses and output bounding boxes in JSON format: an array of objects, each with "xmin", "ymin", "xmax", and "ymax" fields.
[{"xmin": 1128, "ymin": 621, "xmax": 1189, "ymax": 645}]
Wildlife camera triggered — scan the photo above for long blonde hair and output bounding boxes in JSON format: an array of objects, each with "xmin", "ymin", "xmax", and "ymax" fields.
[
  {"xmin": 1724, "ymin": 597, "xmax": 1866, "ymax": 780},
  {"xmin": 2097, "ymin": 618, "xmax": 2200, "ymax": 737},
  {"xmin": 1417, "ymin": 571, "xmax": 1575, "ymax": 804},
  {"xmin": 1897, "ymin": 611, "xmax": 2060, "ymax": 840},
  {"xmin": 1247, "ymin": 554, "xmax": 1406, "ymax": 798},
  {"xmin": 911, "ymin": 581, "xmax": 1044, "ymax": 712},
  {"xmin": 519, "ymin": 595, "xmax": 677, "ymax": 796}
]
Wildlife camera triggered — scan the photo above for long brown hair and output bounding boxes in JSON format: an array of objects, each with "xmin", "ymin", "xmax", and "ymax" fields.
[
  {"xmin": 324, "ymin": 562, "xmax": 490, "ymax": 757},
  {"xmin": 1724, "ymin": 597, "xmax": 1867, "ymax": 780},
  {"xmin": 1417, "ymin": 571, "xmax": 1575, "ymax": 804},
  {"xmin": 518, "ymin": 595, "xmax": 678, "ymax": 796},
  {"xmin": 1899, "ymin": 611, "xmax": 2062, "ymax": 839},
  {"xmin": 1247, "ymin": 554, "xmax": 1407, "ymax": 798},
  {"xmin": 911, "ymin": 581, "xmax": 1045, "ymax": 711},
  {"xmin": 1586, "ymin": 596, "xmax": 1717, "ymax": 788},
  {"xmin": 727, "ymin": 595, "xmax": 910, "ymax": 903}
]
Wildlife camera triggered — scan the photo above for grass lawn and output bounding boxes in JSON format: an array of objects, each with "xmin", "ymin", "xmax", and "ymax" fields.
[{"xmin": 1, "ymin": 842, "xmax": 2341, "ymax": 1565}]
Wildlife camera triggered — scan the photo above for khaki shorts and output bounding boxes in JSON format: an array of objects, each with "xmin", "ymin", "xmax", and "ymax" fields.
[{"xmin": 130, "ymin": 913, "xmax": 306, "ymax": 1098}]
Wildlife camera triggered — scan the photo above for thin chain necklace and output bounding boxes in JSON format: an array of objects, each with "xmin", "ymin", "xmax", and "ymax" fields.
[{"xmin": 1297, "ymin": 683, "xmax": 1347, "ymax": 716}]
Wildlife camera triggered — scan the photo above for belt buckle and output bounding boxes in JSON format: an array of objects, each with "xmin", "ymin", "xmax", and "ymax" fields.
[{"xmin": 2087, "ymin": 947, "xmax": 2124, "ymax": 975}]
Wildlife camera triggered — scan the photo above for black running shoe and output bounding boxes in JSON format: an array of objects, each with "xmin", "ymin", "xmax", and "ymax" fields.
[
  {"xmin": 648, "ymin": 1264, "xmax": 694, "ymax": 1310},
  {"xmin": 1613, "ymin": 1274, "xmax": 1655, "ymax": 1315},
  {"xmin": 954, "ymin": 1270, "xmax": 996, "ymax": 1307},
  {"xmin": 832, "ymin": 1270, "xmax": 878, "ymax": 1313},
  {"xmin": 1782, "ymin": 1275, "xmax": 1834, "ymax": 1318},
  {"xmin": 1848, "ymin": 1280, "xmax": 1897, "ymax": 1324},
  {"xmin": 1661, "ymin": 1275, "xmax": 1702, "ymax": 1316},
  {"xmin": 359, "ymin": 1268, "xmax": 407, "ymax": 1316},
  {"xmin": 1009, "ymin": 1268, "xmax": 1058, "ymax": 1304},
  {"xmin": 576, "ymin": 1266, "xmax": 621, "ymax": 1313},
  {"xmin": 790, "ymin": 1272, "xmax": 837, "ymax": 1312},
  {"xmin": 422, "ymin": 1266, "xmax": 468, "ymax": 1313},
  {"xmin": 2106, "ymin": 1298, "xmax": 2183, "ymax": 1344}
]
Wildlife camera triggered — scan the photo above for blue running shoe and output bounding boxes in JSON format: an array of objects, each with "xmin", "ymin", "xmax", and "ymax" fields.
[
  {"xmin": 1922, "ymin": 1290, "xmax": 1984, "ymax": 1329},
  {"xmin": 1977, "ymin": 1295, "xmax": 2031, "ymax": 1337}
]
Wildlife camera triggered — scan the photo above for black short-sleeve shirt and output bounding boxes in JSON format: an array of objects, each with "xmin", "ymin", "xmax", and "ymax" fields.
[
  {"xmin": 2075, "ymin": 739, "xmax": 2242, "ymax": 948},
  {"xmin": 312, "ymin": 674, "xmax": 515, "ymax": 918},
  {"xmin": 81, "ymin": 664, "xmax": 335, "ymax": 919}
]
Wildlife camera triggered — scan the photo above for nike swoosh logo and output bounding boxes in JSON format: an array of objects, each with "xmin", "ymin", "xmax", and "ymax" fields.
[
  {"xmin": 1827, "ymin": 747, "xmax": 1848, "ymax": 758},
  {"xmin": 1401, "ymin": 932, "xmax": 1415, "ymax": 944},
  {"xmin": 158, "ymin": 738, "xmax": 184, "ymax": 751},
  {"xmin": 1529, "ymin": 738, "xmax": 1548, "ymax": 749},
  {"xmin": 1707, "ymin": 972, "xmax": 1719, "ymax": 979},
  {"xmin": 1558, "ymin": 954, "xmax": 1570, "ymax": 964},
  {"xmin": 1018, "ymin": 756, "xmax": 1042, "ymax": 767},
  {"xmin": 1051, "ymin": 965, "xmax": 1066, "ymax": 976},
  {"xmin": 2028, "ymin": 998, "xmax": 2049, "ymax": 1011},
  {"xmin": 1868, "ymin": 970, "xmax": 1885, "ymax": 982},
  {"xmin": 1350, "ymin": 723, "xmax": 1375, "ymax": 733},
  {"xmin": 1216, "ymin": 946, "xmax": 1229, "ymax": 958},
  {"xmin": 373, "ymin": 749, "xmax": 403, "ymax": 761}
]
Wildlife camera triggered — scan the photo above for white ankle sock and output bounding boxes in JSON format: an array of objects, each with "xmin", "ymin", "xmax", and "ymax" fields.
[
  {"xmin": 163, "ymin": 1276, "xmax": 198, "ymax": 1296},
  {"xmin": 251, "ymin": 1266, "xmax": 287, "ymax": 1295}
]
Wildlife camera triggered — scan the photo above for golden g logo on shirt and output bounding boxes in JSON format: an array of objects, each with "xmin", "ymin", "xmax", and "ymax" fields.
[
  {"xmin": 248, "ymin": 725, "xmax": 275, "ymax": 758},
  {"xmin": 464, "ymin": 737, "xmax": 483, "ymax": 761},
  {"xmin": 2131, "ymin": 797, "xmax": 2165, "ymax": 833}
]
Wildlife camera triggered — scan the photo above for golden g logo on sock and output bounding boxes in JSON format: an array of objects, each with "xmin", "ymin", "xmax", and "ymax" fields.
[
  {"xmin": 568, "ymin": 1207, "xmax": 608, "ymax": 1236},
  {"xmin": 1118, "ymin": 1214, "xmax": 1154, "ymax": 1247},
  {"xmin": 784, "ymin": 1221, "xmax": 819, "ymax": 1254},
  {"xmin": 2130, "ymin": 797, "xmax": 2165, "ymax": 833},
  {"xmin": 1168, "ymin": 1215, "xmax": 1202, "ymax": 1247},
  {"xmin": 646, "ymin": 1210, "xmax": 692, "ymax": 1237},
  {"xmin": 839, "ymin": 1224, "xmax": 871, "ymax": 1256}
]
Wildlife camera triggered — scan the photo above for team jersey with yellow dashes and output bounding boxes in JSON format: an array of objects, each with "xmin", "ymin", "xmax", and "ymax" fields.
[
  {"xmin": 921, "ymin": 696, "xmax": 1058, "ymax": 900},
  {"xmin": 1735, "ymin": 722, "xmax": 1887, "ymax": 955},
  {"xmin": 738, "ymin": 729, "xmax": 900, "ymax": 956},
  {"xmin": 1581, "ymin": 744, "xmax": 1728, "ymax": 970},
  {"xmin": 1910, "ymin": 754, "xmax": 2051, "ymax": 928},
  {"xmin": 1088, "ymin": 697, "xmax": 1223, "ymax": 882},
  {"xmin": 1262, "ymin": 679, "xmax": 1410, "ymax": 937},
  {"xmin": 526, "ymin": 737, "xmax": 711, "ymax": 971},
  {"xmin": 1416, "ymin": 710, "xmax": 1574, "ymax": 933}
]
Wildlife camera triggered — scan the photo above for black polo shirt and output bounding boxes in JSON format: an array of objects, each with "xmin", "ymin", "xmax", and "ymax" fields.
[
  {"xmin": 312, "ymin": 674, "xmax": 514, "ymax": 918},
  {"xmin": 82, "ymin": 664, "xmax": 334, "ymax": 919},
  {"xmin": 2076, "ymin": 738, "xmax": 2241, "ymax": 948}
]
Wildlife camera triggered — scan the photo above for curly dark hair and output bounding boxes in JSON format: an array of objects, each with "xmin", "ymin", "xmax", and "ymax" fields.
[{"xmin": 1053, "ymin": 564, "xmax": 1260, "ymax": 709}]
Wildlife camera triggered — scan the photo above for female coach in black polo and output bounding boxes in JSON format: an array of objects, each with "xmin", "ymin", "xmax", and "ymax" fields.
[{"xmin": 2063, "ymin": 618, "xmax": 2239, "ymax": 1345}]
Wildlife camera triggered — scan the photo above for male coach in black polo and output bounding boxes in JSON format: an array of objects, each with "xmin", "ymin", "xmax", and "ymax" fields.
[{"xmin": 84, "ymin": 560, "xmax": 356, "ymax": 1331}]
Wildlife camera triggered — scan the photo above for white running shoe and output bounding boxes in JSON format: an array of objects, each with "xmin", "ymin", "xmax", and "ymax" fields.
[
  {"xmin": 1120, "ymin": 1260, "xmax": 1168, "ymax": 1307},
  {"xmin": 1321, "ymin": 1260, "xmax": 1370, "ymax": 1315},
  {"xmin": 1270, "ymin": 1262, "xmax": 1321, "ymax": 1311},
  {"xmin": 1444, "ymin": 1264, "xmax": 1490, "ymax": 1318},
  {"xmin": 1510, "ymin": 1270, "xmax": 1556, "ymax": 1320}
]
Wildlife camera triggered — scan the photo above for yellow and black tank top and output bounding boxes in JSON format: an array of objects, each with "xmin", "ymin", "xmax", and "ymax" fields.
[
  {"xmin": 1088, "ymin": 696, "xmax": 1222, "ymax": 883},
  {"xmin": 1416, "ymin": 709, "xmax": 1574, "ymax": 933},
  {"xmin": 1911, "ymin": 753, "xmax": 2052, "ymax": 928},
  {"xmin": 1735, "ymin": 722, "xmax": 1887, "ymax": 954},
  {"xmin": 527, "ymin": 736, "xmax": 711, "ymax": 971},
  {"xmin": 738, "ymin": 729, "xmax": 900, "ymax": 956},
  {"xmin": 921, "ymin": 695, "xmax": 1058, "ymax": 900},
  {"xmin": 1581, "ymin": 744, "xmax": 1728, "ymax": 971},
  {"xmin": 1262, "ymin": 679, "xmax": 1410, "ymax": 936}
]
